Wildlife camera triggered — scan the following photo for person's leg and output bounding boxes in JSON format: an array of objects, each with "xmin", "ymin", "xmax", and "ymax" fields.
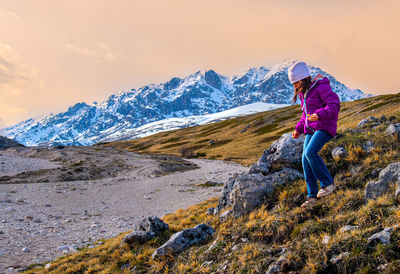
[
  {"xmin": 303, "ymin": 130, "xmax": 334, "ymax": 188},
  {"xmin": 302, "ymin": 134, "xmax": 319, "ymax": 198}
]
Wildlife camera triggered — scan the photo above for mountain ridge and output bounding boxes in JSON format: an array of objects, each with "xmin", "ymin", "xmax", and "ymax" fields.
[{"xmin": 4, "ymin": 60, "xmax": 370, "ymax": 146}]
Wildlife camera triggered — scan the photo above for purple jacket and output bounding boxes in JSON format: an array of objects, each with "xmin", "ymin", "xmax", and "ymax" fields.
[{"xmin": 295, "ymin": 77, "xmax": 340, "ymax": 138}]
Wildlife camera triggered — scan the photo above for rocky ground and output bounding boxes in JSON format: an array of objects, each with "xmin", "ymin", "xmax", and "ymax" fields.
[{"xmin": 0, "ymin": 146, "xmax": 248, "ymax": 272}]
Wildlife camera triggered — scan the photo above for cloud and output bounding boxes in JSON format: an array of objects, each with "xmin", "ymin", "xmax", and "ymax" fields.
[
  {"xmin": 61, "ymin": 35, "xmax": 126, "ymax": 63},
  {"xmin": 0, "ymin": 43, "xmax": 35, "ymax": 89},
  {"xmin": 0, "ymin": 10, "xmax": 19, "ymax": 20}
]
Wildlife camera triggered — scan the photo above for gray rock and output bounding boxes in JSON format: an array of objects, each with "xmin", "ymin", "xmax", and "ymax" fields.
[
  {"xmin": 249, "ymin": 133, "xmax": 305, "ymax": 174},
  {"xmin": 57, "ymin": 245, "xmax": 70, "ymax": 252},
  {"xmin": 332, "ymin": 146, "xmax": 348, "ymax": 160},
  {"xmin": 120, "ymin": 263, "xmax": 131, "ymax": 270},
  {"xmin": 206, "ymin": 240, "xmax": 219, "ymax": 253},
  {"xmin": 122, "ymin": 231, "xmax": 156, "ymax": 245},
  {"xmin": 216, "ymin": 176, "xmax": 238, "ymax": 212},
  {"xmin": 340, "ymin": 225, "xmax": 360, "ymax": 233},
  {"xmin": 362, "ymin": 141, "xmax": 375, "ymax": 153},
  {"xmin": 386, "ymin": 123, "xmax": 400, "ymax": 141},
  {"xmin": 206, "ymin": 207, "xmax": 215, "ymax": 215},
  {"xmin": 152, "ymin": 223, "xmax": 215, "ymax": 259},
  {"xmin": 219, "ymin": 209, "xmax": 232, "ymax": 222},
  {"xmin": 121, "ymin": 216, "xmax": 169, "ymax": 246},
  {"xmin": 330, "ymin": 252, "xmax": 350, "ymax": 264},
  {"xmin": 22, "ymin": 247, "xmax": 30, "ymax": 253},
  {"xmin": 357, "ymin": 119, "xmax": 370, "ymax": 128},
  {"xmin": 365, "ymin": 162, "xmax": 400, "ymax": 199},
  {"xmin": 367, "ymin": 227, "xmax": 396, "ymax": 246},
  {"xmin": 357, "ymin": 116, "xmax": 380, "ymax": 129},
  {"xmin": 230, "ymin": 168, "xmax": 303, "ymax": 217},
  {"xmin": 266, "ymin": 253, "xmax": 288, "ymax": 274},
  {"xmin": 137, "ymin": 216, "xmax": 169, "ymax": 235},
  {"xmin": 370, "ymin": 169, "xmax": 382, "ymax": 178},
  {"xmin": 322, "ymin": 235, "xmax": 330, "ymax": 245}
]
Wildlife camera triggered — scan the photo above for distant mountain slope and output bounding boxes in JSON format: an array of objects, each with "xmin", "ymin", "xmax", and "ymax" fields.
[
  {"xmin": 0, "ymin": 136, "xmax": 24, "ymax": 149},
  {"xmin": 4, "ymin": 60, "xmax": 370, "ymax": 147},
  {"xmin": 103, "ymin": 93, "xmax": 400, "ymax": 166}
]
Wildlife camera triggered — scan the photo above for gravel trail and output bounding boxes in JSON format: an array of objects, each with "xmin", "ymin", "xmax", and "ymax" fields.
[{"xmin": 0, "ymin": 147, "xmax": 247, "ymax": 272}]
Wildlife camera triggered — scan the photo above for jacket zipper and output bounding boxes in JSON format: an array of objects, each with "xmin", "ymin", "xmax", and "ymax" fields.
[{"xmin": 303, "ymin": 79, "xmax": 321, "ymax": 134}]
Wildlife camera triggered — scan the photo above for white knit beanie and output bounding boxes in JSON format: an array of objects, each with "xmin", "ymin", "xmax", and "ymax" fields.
[{"xmin": 288, "ymin": 61, "xmax": 311, "ymax": 83}]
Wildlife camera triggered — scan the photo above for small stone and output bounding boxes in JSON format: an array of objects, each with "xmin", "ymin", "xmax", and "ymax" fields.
[
  {"xmin": 45, "ymin": 263, "xmax": 52, "ymax": 269},
  {"xmin": 330, "ymin": 252, "xmax": 350, "ymax": 264},
  {"xmin": 22, "ymin": 247, "xmax": 30, "ymax": 252},
  {"xmin": 340, "ymin": 225, "xmax": 360, "ymax": 233},
  {"xmin": 206, "ymin": 207, "xmax": 215, "ymax": 215},
  {"xmin": 57, "ymin": 245, "xmax": 70, "ymax": 252},
  {"xmin": 322, "ymin": 235, "xmax": 330, "ymax": 245},
  {"xmin": 377, "ymin": 263, "xmax": 389, "ymax": 271},
  {"xmin": 219, "ymin": 209, "xmax": 232, "ymax": 222},
  {"xmin": 332, "ymin": 146, "xmax": 348, "ymax": 161},
  {"xmin": 120, "ymin": 263, "xmax": 131, "ymax": 270}
]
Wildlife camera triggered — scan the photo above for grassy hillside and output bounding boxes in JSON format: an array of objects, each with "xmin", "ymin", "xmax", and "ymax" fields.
[
  {"xmin": 101, "ymin": 93, "xmax": 400, "ymax": 166},
  {"xmin": 24, "ymin": 93, "xmax": 400, "ymax": 273}
]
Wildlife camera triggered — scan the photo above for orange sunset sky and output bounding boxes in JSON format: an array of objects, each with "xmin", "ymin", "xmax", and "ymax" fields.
[{"xmin": 0, "ymin": 0, "xmax": 399, "ymax": 128}]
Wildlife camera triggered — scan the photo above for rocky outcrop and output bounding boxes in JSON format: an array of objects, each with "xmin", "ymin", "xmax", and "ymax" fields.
[
  {"xmin": 364, "ymin": 162, "xmax": 400, "ymax": 199},
  {"xmin": 122, "ymin": 216, "xmax": 169, "ymax": 246},
  {"xmin": 0, "ymin": 136, "xmax": 23, "ymax": 149},
  {"xmin": 217, "ymin": 133, "xmax": 305, "ymax": 217},
  {"xmin": 151, "ymin": 223, "xmax": 214, "ymax": 259}
]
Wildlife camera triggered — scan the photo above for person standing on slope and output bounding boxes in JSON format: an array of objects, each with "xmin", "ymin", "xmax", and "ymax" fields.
[{"xmin": 289, "ymin": 61, "xmax": 340, "ymax": 208}]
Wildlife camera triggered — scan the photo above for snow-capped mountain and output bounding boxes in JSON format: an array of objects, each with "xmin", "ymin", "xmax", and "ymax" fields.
[
  {"xmin": 100, "ymin": 102, "xmax": 289, "ymax": 143},
  {"xmin": 4, "ymin": 60, "xmax": 370, "ymax": 146}
]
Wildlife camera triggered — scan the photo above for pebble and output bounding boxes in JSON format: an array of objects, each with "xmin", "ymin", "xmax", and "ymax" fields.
[
  {"xmin": 322, "ymin": 236, "xmax": 330, "ymax": 245},
  {"xmin": 22, "ymin": 247, "xmax": 30, "ymax": 253}
]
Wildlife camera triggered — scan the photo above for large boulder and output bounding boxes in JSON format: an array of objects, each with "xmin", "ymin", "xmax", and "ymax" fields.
[
  {"xmin": 151, "ymin": 223, "xmax": 214, "ymax": 259},
  {"xmin": 136, "ymin": 216, "xmax": 169, "ymax": 234},
  {"xmin": 249, "ymin": 133, "xmax": 305, "ymax": 174},
  {"xmin": 364, "ymin": 162, "xmax": 400, "ymax": 199},
  {"xmin": 229, "ymin": 168, "xmax": 303, "ymax": 217},
  {"xmin": 217, "ymin": 133, "xmax": 305, "ymax": 217}
]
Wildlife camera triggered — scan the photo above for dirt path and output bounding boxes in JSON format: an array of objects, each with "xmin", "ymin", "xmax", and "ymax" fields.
[{"xmin": 0, "ymin": 147, "xmax": 248, "ymax": 272}]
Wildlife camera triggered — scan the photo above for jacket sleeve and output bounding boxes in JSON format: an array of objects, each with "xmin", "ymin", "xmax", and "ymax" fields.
[
  {"xmin": 314, "ymin": 85, "xmax": 340, "ymax": 121},
  {"xmin": 295, "ymin": 113, "xmax": 305, "ymax": 134}
]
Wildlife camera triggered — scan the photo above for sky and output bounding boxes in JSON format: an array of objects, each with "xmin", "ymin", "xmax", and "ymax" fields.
[{"xmin": 0, "ymin": 0, "xmax": 399, "ymax": 128}]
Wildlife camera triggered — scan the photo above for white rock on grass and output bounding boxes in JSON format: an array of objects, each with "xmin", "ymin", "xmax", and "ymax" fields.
[
  {"xmin": 322, "ymin": 235, "xmax": 330, "ymax": 245},
  {"xmin": 340, "ymin": 225, "xmax": 360, "ymax": 233}
]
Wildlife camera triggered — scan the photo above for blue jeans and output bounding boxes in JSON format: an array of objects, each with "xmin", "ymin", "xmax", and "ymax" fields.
[{"xmin": 302, "ymin": 130, "xmax": 334, "ymax": 198}]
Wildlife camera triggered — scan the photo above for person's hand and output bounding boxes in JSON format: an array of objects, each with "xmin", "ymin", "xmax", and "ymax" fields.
[
  {"xmin": 292, "ymin": 130, "xmax": 300, "ymax": 139},
  {"xmin": 307, "ymin": 113, "xmax": 319, "ymax": 122}
]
